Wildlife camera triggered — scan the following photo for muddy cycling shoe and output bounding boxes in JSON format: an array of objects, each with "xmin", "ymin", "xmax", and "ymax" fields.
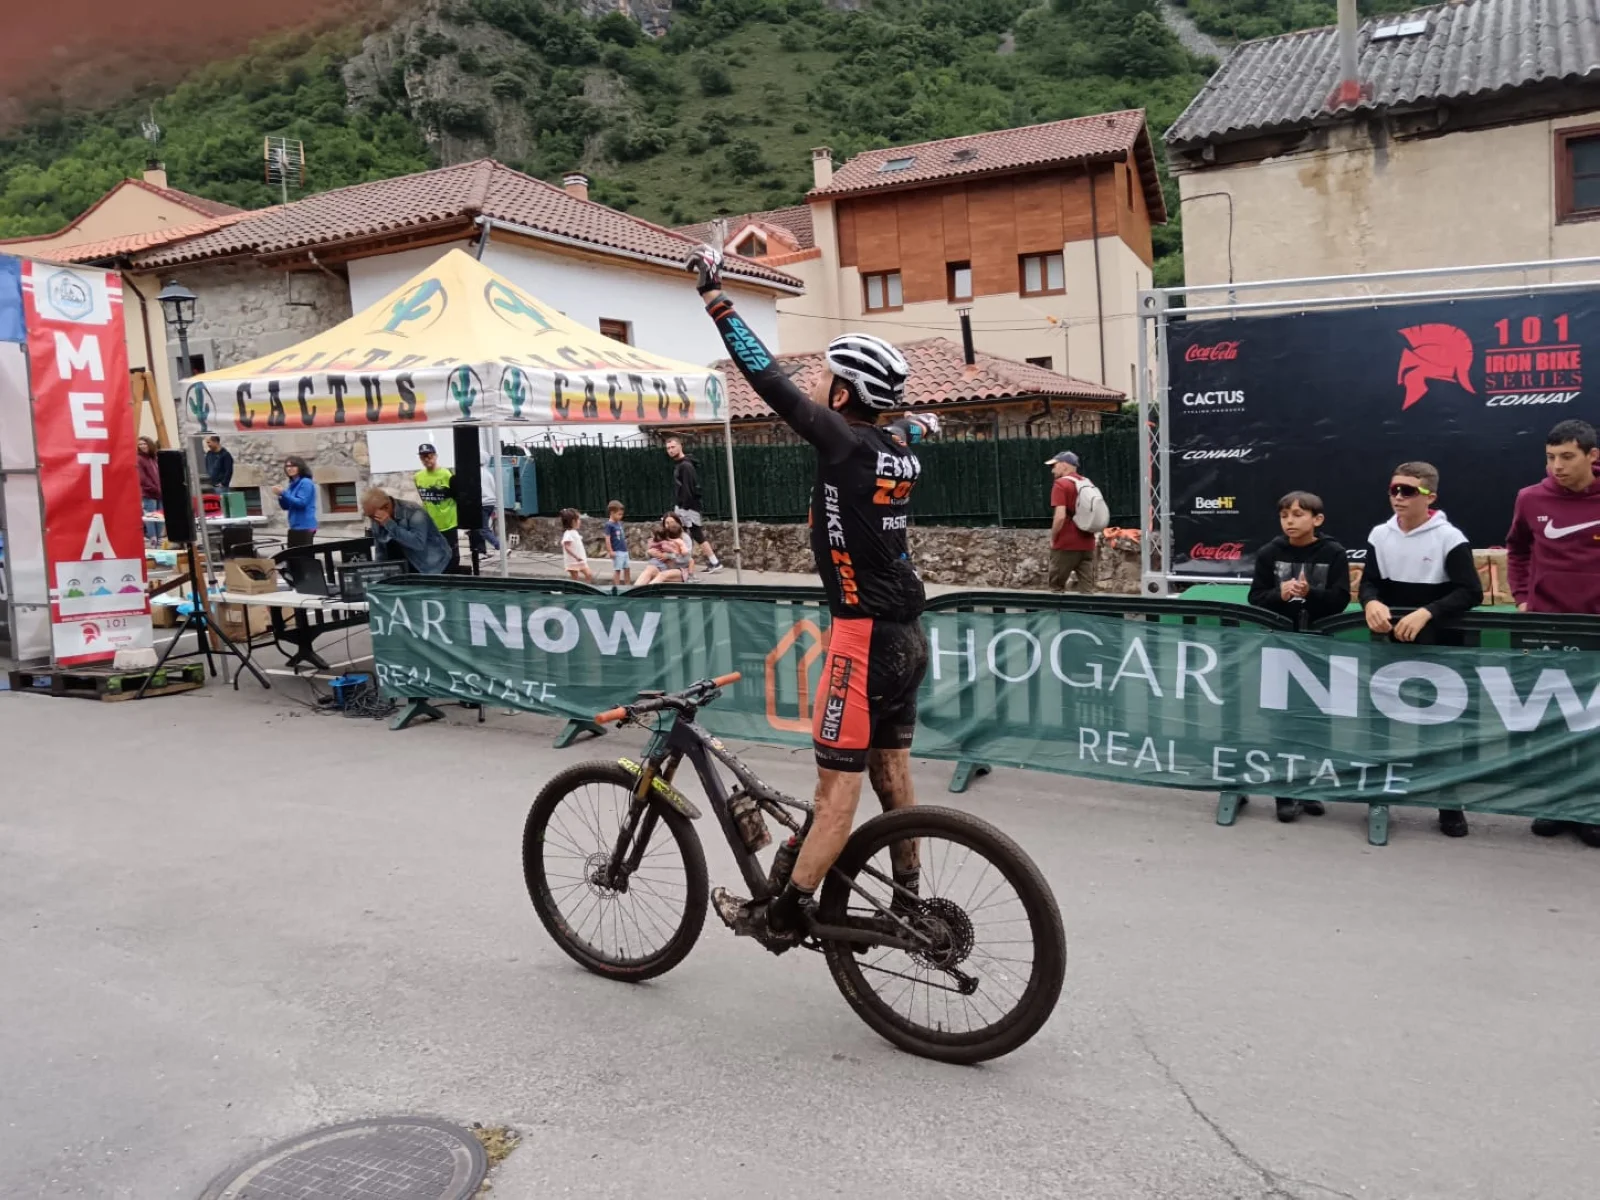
[{"xmin": 711, "ymin": 887, "xmax": 804, "ymax": 955}]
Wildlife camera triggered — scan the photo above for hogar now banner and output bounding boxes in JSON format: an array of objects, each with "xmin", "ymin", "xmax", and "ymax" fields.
[
  {"xmin": 369, "ymin": 584, "xmax": 1600, "ymax": 821},
  {"xmin": 1167, "ymin": 289, "xmax": 1600, "ymax": 576}
]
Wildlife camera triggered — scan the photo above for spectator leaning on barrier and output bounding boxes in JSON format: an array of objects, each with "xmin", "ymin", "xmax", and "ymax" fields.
[
  {"xmin": 1360, "ymin": 461, "xmax": 1483, "ymax": 839},
  {"xmin": 1047, "ymin": 451, "xmax": 1108, "ymax": 593},
  {"xmin": 1249, "ymin": 490, "xmax": 1351, "ymax": 824},
  {"xmin": 362, "ymin": 488, "xmax": 453, "ymax": 575},
  {"xmin": 1506, "ymin": 418, "xmax": 1600, "ymax": 848}
]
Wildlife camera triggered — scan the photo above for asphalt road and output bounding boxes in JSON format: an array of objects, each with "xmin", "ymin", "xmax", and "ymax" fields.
[{"xmin": 2, "ymin": 679, "xmax": 1597, "ymax": 1199}]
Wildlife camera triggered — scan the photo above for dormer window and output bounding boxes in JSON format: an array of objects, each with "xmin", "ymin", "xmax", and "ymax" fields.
[
  {"xmin": 879, "ymin": 156, "xmax": 916, "ymax": 173},
  {"xmin": 735, "ymin": 231, "xmax": 767, "ymax": 257}
]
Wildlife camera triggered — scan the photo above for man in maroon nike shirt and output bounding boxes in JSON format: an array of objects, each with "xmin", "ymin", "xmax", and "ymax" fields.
[{"xmin": 1506, "ymin": 418, "xmax": 1600, "ymax": 846}]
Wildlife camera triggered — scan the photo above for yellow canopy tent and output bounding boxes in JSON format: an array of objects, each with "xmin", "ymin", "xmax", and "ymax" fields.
[
  {"xmin": 181, "ymin": 247, "xmax": 741, "ymax": 577},
  {"xmin": 181, "ymin": 248, "xmax": 726, "ymax": 432}
]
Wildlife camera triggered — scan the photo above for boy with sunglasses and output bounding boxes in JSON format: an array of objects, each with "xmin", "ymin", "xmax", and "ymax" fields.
[{"xmin": 1359, "ymin": 461, "xmax": 1484, "ymax": 836}]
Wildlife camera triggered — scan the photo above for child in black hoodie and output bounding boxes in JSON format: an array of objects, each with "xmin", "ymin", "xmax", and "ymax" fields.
[
  {"xmin": 1249, "ymin": 491, "xmax": 1352, "ymax": 824},
  {"xmin": 1249, "ymin": 491, "xmax": 1352, "ymax": 627}
]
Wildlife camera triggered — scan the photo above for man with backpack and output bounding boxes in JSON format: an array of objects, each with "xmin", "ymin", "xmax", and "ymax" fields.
[{"xmin": 1047, "ymin": 450, "xmax": 1107, "ymax": 592}]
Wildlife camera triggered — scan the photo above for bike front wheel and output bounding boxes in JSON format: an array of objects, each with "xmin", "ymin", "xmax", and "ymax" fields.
[
  {"xmin": 818, "ymin": 806, "xmax": 1066, "ymax": 1064},
  {"xmin": 523, "ymin": 760, "xmax": 708, "ymax": 982}
]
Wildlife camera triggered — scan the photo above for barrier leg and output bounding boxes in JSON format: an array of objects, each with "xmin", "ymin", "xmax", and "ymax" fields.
[
  {"xmin": 948, "ymin": 761, "xmax": 991, "ymax": 794},
  {"xmin": 1367, "ymin": 804, "xmax": 1390, "ymax": 847},
  {"xmin": 555, "ymin": 718, "xmax": 606, "ymax": 749},
  {"xmin": 390, "ymin": 697, "xmax": 446, "ymax": 731},
  {"xmin": 1215, "ymin": 792, "xmax": 1247, "ymax": 826}
]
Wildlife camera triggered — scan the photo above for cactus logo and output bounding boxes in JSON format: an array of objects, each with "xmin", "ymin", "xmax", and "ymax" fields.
[
  {"xmin": 374, "ymin": 277, "xmax": 447, "ymax": 336},
  {"xmin": 185, "ymin": 382, "xmax": 214, "ymax": 432},
  {"xmin": 706, "ymin": 375, "xmax": 723, "ymax": 418},
  {"xmin": 500, "ymin": 365, "xmax": 531, "ymax": 419},
  {"xmin": 485, "ymin": 280, "xmax": 554, "ymax": 335},
  {"xmin": 449, "ymin": 365, "xmax": 483, "ymax": 418}
]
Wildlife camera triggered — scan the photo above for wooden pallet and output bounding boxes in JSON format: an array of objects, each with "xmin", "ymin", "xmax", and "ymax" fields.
[{"xmin": 8, "ymin": 662, "xmax": 206, "ymax": 701}]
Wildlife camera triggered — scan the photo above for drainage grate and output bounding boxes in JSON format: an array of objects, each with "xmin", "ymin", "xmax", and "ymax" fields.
[{"xmin": 199, "ymin": 1117, "xmax": 487, "ymax": 1200}]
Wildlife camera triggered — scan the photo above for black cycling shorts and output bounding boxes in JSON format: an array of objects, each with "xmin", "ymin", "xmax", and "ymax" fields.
[{"xmin": 812, "ymin": 617, "xmax": 928, "ymax": 772}]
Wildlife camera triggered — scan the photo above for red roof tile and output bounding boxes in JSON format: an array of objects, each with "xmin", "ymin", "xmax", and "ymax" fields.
[
  {"xmin": 809, "ymin": 111, "xmax": 1167, "ymax": 222},
  {"xmin": 675, "ymin": 204, "xmax": 815, "ymax": 251},
  {"xmin": 133, "ymin": 159, "xmax": 802, "ymax": 291},
  {"xmin": 717, "ymin": 338, "xmax": 1123, "ymax": 421},
  {"xmin": 36, "ymin": 211, "xmax": 257, "ymax": 264}
]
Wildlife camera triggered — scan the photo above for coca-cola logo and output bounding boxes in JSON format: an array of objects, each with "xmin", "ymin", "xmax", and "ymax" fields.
[
  {"xmin": 1190, "ymin": 542, "xmax": 1244, "ymax": 561},
  {"xmin": 1185, "ymin": 340, "xmax": 1241, "ymax": 363},
  {"xmin": 1181, "ymin": 447, "xmax": 1253, "ymax": 461}
]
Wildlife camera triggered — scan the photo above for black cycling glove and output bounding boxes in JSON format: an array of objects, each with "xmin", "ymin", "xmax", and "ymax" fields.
[{"xmin": 685, "ymin": 243, "xmax": 724, "ymax": 295}]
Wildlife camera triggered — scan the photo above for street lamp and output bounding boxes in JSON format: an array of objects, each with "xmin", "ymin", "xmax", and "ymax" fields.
[{"xmin": 156, "ymin": 280, "xmax": 197, "ymax": 373}]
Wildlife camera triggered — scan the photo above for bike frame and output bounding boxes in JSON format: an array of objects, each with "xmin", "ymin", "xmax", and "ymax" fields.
[{"xmin": 614, "ymin": 707, "xmax": 933, "ymax": 954}]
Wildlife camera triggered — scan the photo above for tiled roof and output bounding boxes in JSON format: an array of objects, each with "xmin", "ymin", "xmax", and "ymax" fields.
[
  {"xmin": 36, "ymin": 211, "xmax": 257, "ymax": 264},
  {"xmin": 132, "ymin": 159, "xmax": 802, "ymax": 291},
  {"xmin": 808, "ymin": 111, "xmax": 1166, "ymax": 222},
  {"xmin": 1166, "ymin": 0, "xmax": 1600, "ymax": 148},
  {"xmin": 133, "ymin": 178, "xmax": 243, "ymax": 218},
  {"xmin": 717, "ymin": 338, "xmax": 1123, "ymax": 421},
  {"xmin": 675, "ymin": 204, "xmax": 815, "ymax": 250},
  {"xmin": 0, "ymin": 176, "xmax": 243, "ymax": 249}
]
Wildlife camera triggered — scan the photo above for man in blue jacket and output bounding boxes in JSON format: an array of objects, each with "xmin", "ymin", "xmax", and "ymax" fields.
[{"xmin": 361, "ymin": 488, "xmax": 454, "ymax": 575}]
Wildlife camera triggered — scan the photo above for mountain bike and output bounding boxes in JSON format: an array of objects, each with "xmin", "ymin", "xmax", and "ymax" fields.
[{"xmin": 523, "ymin": 672, "xmax": 1067, "ymax": 1064}]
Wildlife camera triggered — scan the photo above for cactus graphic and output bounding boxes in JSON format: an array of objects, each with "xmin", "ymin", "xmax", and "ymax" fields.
[
  {"xmin": 381, "ymin": 278, "xmax": 445, "ymax": 334},
  {"xmin": 185, "ymin": 383, "xmax": 213, "ymax": 432},
  {"xmin": 449, "ymin": 366, "xmax": 481, "ymax": 418},
  {"xmin": 501, "ymin": 366, "xmax": 530, "ymax": 419}
]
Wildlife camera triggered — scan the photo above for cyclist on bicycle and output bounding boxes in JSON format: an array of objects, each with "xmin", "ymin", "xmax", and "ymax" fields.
[{"xmin": 685, "ymin": 243, "xmax": 930, "ymax": 948}]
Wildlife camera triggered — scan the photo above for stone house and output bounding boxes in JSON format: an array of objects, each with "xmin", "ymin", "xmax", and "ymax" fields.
[
  {"xmin": 1166, "ymin": 0, "xmax": 1600, "ymax": 294},
  {"xmin": 50, "ymin": 159, "xmax": 801, "ymax": 536}
]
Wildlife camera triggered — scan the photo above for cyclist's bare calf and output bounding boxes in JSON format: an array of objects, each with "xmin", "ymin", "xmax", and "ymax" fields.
[{"xmin": 788, "ymin": 748, "xmax": 918, "ymax": 898}]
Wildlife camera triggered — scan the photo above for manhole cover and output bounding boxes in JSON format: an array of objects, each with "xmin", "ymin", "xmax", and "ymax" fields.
[{"xmin": 199, "ymin": 1117, "xmax": 487, "ymax": 1200}]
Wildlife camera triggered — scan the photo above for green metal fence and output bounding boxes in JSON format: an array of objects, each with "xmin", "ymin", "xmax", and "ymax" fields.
[{"xmin": 528, "ymin": 424, "xmax": 1140, "ymax": 528}]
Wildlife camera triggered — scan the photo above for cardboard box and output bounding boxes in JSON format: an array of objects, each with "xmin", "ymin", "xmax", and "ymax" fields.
[
  {"xmin": 216, "ymin": 601, "xmax": 277, "ymax": 643},
  {"xmin": 224, "ymin": 557, "xmax": 280, "ymax": 595}
]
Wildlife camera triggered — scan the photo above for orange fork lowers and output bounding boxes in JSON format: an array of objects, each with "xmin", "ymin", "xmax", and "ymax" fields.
[{"xmin": 593, "ymin": 672, "xmax": 742, "ymax": 724}]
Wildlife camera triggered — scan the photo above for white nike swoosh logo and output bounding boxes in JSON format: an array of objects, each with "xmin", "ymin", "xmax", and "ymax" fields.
[{"xmin": 1542, "ymin": 519, "xmax": 1600, "ymax": 538}]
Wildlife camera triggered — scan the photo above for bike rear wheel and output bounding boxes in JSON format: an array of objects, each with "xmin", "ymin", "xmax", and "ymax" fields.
[
  {"xmin": 818, "ymin": 806, "xmax": 1066, "ymax": 1064},
  {"xmin": 524, "ymin": 760, "xmax": 708, "ymax": 982}
]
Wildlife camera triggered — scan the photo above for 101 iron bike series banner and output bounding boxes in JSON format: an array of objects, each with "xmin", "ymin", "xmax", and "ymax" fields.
[
  {"xmin": 1166, "ymin": 289, "xmax": 1600, "ymax": 576},
  {"xmin": 368, "ymin": 584, "xmax": 1600, "ymax": 822}
]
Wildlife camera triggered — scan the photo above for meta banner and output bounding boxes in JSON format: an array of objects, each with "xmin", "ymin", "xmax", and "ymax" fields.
[
  {"xmin": 1167, "ymin": 291, "xmax": 1600, "ymax": 576},
  {"xmin": 368, "ymin": 583, "xmax": 1600, "ymax": 821},
  {"xmin": 22, "ymin": 261, "xmax": 152, "ymax": 665}
]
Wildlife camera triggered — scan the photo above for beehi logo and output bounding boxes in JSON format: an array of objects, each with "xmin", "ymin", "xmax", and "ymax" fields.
[{"xmin": 1397, "ymin": 324, "xmax": 1475, "ymax": 409}]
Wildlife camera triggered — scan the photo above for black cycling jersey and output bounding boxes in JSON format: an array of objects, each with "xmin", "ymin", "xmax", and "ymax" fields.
[{"xmin": 707, "ymin": 295, "xmax": 925, "ymax": 623}]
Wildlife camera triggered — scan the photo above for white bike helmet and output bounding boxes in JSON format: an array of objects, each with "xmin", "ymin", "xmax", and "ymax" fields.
[{"xmin": 826, "ymin": 333, "xmax": 910, "ymax": 410}]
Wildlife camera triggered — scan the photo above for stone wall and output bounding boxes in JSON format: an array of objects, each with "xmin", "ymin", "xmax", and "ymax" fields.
[
  {"xmin": 509, "ymin": 515, "xmax": 1141, "ymax": 593},
  {"xmin": 171, "ymin": 262, "xmax": 366, "ymax": 535}
]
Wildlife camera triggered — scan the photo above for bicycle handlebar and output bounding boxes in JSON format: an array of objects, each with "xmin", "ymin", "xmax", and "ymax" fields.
[{"xmin": 593, "ymin": 671, "xmax": 743, "ymax": 725}]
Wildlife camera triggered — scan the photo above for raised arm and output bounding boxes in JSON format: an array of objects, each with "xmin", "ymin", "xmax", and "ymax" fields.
[{"xmin": 687, "ymin": 245, "xmax": 857, "ymax": 463}]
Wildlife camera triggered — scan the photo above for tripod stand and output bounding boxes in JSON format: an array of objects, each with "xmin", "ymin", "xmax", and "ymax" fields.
[{"xmin": 138, "ymin": 541, "xmax": 270, "ymax": 699}]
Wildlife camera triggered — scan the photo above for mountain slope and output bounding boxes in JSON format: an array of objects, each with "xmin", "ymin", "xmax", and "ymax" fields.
[{"xmin": 0, "ymin": 0, "xmax": 1416, "ymax": 284}]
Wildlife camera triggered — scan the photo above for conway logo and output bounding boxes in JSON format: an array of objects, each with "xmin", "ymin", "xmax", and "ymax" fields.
[{"xmin": 1398, "ymin": 324, "xmax": 1475, "ymax": 409}]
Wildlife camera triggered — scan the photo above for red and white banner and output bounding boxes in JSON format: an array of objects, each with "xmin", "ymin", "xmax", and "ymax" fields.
[{"xmin": 23, "ymin": 262, "xmax": 151, "ymax": 665}]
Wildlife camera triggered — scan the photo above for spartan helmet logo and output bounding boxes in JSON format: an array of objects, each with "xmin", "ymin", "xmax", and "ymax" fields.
[
  {"xmin": 449, "ymin": 365, "xmax": 482, "ymax": 417},
  {"xmin": 185, "ymin": 382, "xmax": 214, "ymax": 432},
  {"xmin": 500, "ymin": 365, "xmax": 530, "ymax": 419},
  {"xmin": 1397, "ymin": 324, "xmax": 1475, "ymax": 410}
]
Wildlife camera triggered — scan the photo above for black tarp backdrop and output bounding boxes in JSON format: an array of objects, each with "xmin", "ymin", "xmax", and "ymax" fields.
[{"xmin": 1166, "ymin": 290, "xmax": 1600, "ymax": 576}]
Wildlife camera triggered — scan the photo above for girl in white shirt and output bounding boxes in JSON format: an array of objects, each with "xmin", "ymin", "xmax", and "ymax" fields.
[{"xmin": 559, "ymin": 508, "xmax": 592, "ymax": 582}]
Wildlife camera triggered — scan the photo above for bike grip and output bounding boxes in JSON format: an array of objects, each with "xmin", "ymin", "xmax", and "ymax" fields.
[
  {"xmin": 712, "ymin": 671, "xmax": 742, "ymax": 687},
  {"xmin": 595, "ymin": 706, "xmax": 628, "ymax": 724}
]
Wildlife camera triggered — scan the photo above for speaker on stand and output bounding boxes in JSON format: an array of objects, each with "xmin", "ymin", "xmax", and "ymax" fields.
[
  {"xmin": 138, "ymin": 448, "xmax": 270, "ymax": 697},
  {"xmin": 453, "ymin": 425, "xmax": 485, "ymax": 575}
]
